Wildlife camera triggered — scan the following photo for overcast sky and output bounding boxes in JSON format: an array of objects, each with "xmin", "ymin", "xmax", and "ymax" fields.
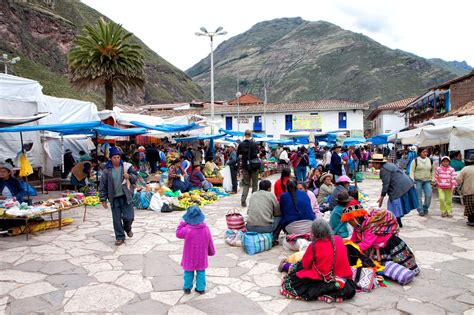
[{"xmin": 82, "ymin": 0, "xmax": 473, "ymax": 72}]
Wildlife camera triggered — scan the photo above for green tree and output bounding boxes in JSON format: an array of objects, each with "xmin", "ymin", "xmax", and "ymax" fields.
[{"xmin": 68, "ymin": 18, "xmax": 145, "ymax": 110}]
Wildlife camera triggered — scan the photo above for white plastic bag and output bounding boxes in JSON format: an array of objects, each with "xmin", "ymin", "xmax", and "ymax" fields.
[
  {"xmin": 222, "ymin": 165, "xmax": 233, "ymax": 192},
  {"xmin": 149, "ymin": 193, "xmax": 164, "ymax": 212}
]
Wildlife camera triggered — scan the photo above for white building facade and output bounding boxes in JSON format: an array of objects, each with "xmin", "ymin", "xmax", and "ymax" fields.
[
  {"xmin": 367, "ymin": 98, "xmax": 415, "ymax": 136},
  {"xmin": 202, "ymin": 100, "xmax": 369, "ymax": 138}
]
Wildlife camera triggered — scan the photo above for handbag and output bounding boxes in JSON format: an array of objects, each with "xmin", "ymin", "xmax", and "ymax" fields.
[
  {"xmin": 246, "ymin": 141, "xmax": 261, "ymax": 171},
  {"xmin": 242, "ymin": 232, "xmax": 272, "ymax": 255},
  {"xmin": 351, "ymin": 267, "xmax": 377, "ymax": 292},
  {"xmin": 383, "ymin": 261, "xmax": 416, "ymax": 285},
  {"xmin": 226, "ymin": 208, "xmax": 246, "ymax": 231},
  {"xmin": 225, "ymin": 229, "xmax": 243, "ymax": 247}
]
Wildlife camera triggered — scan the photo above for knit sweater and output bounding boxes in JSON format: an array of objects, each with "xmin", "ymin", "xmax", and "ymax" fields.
[
  {"xmin": 247, "ymin": 190, "xmax": 281, "ymax": 226},
  {"xmin": 176, "ymin": 221, "xmax": 215, "ymax": 271},
  {"xmin": 317, "ymin": 183, "xmax": 335, "ymax": 204},
  {"xmin": 296, "ymin": 236, "xmax": 353, "ymax": 281},
  {"xmin": 410, "ymin": 157, "xmax": 434, "ymax": 181},
  {"xmin": 457, "ymin": 165, "xmax": 474, "ymax": 196},
  {"xmin": 274, "ymin": 177, "xmax": 289, "ymax": 202},
  {"xmin": 435, "ymin": 165, "xmax": 457, "ymax": 189}
]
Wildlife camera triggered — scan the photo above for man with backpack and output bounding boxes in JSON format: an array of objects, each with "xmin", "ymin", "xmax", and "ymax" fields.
[{"xmin": 237, "ymin": 130, "xmax": 260, "ymax": 207}]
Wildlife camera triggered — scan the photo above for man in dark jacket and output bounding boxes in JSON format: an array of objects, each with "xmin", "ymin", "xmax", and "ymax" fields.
[
  {"xmin": 227, "ymin": 144, "xmax": 238, "ymax": 194},
  {"xmin": 62, "ymin": 149, "xmax": 76, "ymax": 179},
  {"xmin": 329, "ymin": 145, "xmax": 343, "ymax": 180},
  {"xmin": 99, "ymin": 147, "xmax": 138, "ymax": 246},
  {"xmin": 145, "ymin": 144, "xmax": 160, "ymax": 174},
  {"xmin": 237, "ymin": 130, "xmax": 259, "ymax": 207}
]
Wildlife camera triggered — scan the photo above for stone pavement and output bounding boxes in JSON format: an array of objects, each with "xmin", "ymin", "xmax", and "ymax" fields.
[{"xmin": 0, "ymin": 174, "xmax": 473, "ymax": 314}]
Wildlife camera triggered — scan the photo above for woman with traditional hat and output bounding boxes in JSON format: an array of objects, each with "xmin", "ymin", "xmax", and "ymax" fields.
[
  {"xmin": 456, "ymin": 154, "xmax": 474, "ymax": 226},
  {"xmin": 342, "ymin": 206, "xmax": 419, "ymax": 274},
  {"xmin": 326, "ymin": 175, "xmax": 352, "ymax": 212},
  {"xmin": 317, "ymin": 172, "xmax": 335, "ymax": 204},
  {"xmin": 279, "ymin": 219, "xmax": 356, "ymax": 303},
  {"xmin": 329, "ymin": 191, "xmax": 358, "ymax": 238},
  {"xmin": 329, "ymin": 145, "xmax": 343, "ymax": 181},
  {"xmin": 0, "ymin": 162, "xmax": 26, "ymax": 202},
  {"xmin": 371, "ymin": 154, "xmax": 418, "ymax": 227}
]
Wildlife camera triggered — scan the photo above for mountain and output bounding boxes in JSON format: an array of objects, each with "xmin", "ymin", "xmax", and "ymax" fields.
[
  {"xmin": 187, "ymin": 17, "xmax": 461, "ymax": 105},
  {"xmin": 428, "ymin": 59, "xmax": 473, "ymax": 77},
  {"xmin": 0, "ymin": 0, "xmax": 203, "ymax": 108}
]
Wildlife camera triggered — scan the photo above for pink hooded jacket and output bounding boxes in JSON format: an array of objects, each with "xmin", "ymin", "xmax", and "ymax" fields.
[{"xmin": 435, "ymin": 165, "xmax": 457, "ymax": 189}]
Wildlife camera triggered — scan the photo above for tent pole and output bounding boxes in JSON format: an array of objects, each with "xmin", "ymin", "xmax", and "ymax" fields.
[
  {"xmin": 20, "ymin": 132, "xmax": 30, "ymax": 204},
  {"xmin": 95, "ymin": 130, "xmax": 99, "ymax": 191},
  {"xmin": 61, "ymin": 135, "xmax": 65, "ymax": 175}
]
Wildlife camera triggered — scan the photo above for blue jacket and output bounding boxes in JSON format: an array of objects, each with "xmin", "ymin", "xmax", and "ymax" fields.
[
  {"xmin": 329, "ymin": 205, "xmax": 349, "ymax": 238},
  {"xmin": 0, "ymin": 177, "xmax": 26, "ymax": 201},
  {"xmin": 99, "ymin": 161, "xmax": 137, "ymax": 204},
  {"xmin": 279, "ymin": 190, "xmax": 315, "ymax": 228},
  {"xmin": 330, "ymin": 152, "xmax": 342, "ymax": 176}
]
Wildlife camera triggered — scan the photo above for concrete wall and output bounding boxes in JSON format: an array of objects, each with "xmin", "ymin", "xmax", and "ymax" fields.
[
  {"xmin": 209, "ymin": 110, "xmax": 365, "ymax": 137},
  {"xmin": 379, "ymin": 111, "xmax": 406, "ymax": 134}
]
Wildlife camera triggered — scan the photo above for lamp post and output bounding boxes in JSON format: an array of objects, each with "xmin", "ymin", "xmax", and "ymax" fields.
[
  {"xmin": 236, "ymin": 91, "xmax": 241, "ymax": 132},
  {"xmin": 195, "ymin": 27, "xmax": 227, "ymax": 133},
  {"xmin": 1, "ymin": 54, "xmax": 21, "ymax": 74}
]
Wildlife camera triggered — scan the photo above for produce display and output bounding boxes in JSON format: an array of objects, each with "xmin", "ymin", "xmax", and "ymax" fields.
[
  {"xmin": 177, "ymin": 191, "xmax": 218, "ymax": 208},
  {"xmin": 1, "ymin": 196, "xmax": 83, "ymax": 218},
  {"xmin": 42, "ymin": 197, "xmax": 84, "ymax": 209},
  {"xmin": 85, "ymin": 195, "xmax": 101, "ymax": 206}
]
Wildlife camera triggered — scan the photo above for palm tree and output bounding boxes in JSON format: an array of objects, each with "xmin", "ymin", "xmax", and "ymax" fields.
[{"xmin": 68, "ymin": 18, "xmax": 145, "ymax": 110}]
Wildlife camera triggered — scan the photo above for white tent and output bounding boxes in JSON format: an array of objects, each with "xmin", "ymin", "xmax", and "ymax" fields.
[
  {"xmin": 415, "ymin": 117, "xmax": 474, "ymax": 147},
  {"xmin": 0, "ymin": 74, "xmax": 47, "ymax": 167},
  {"xmin": 450, "ymin": 124, "xmax": 474, "ymax": 151}
]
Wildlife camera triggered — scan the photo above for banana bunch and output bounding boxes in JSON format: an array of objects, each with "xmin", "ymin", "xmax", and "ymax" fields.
[{"xmin": 85, "ymin": 196, "xmax": 101, "ymax": 206}]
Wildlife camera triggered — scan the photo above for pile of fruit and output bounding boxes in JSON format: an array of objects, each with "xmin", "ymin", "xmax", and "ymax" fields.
[
  {"xmin": 84, "ymin": 195, "xmax": 101, "ymax": 206},
  {"xmin": 166, "ymin": 152, "xmax": 181, "ymax": 165},
  {"xmin": 177, "ymin": 191, "xmax": 218, "ymax": 208}
]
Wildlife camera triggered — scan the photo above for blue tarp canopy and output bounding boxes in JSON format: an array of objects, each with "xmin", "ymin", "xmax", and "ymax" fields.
[
  {"xmin": 343, "ymin": 137, "xmax": 367, "ymax": 146},
  {"xmin": 130, "ymin": 121, "xmax": 204, "ymax": 133},
  {"xmin": 0, "ymin": 121, "xmax": 148, "ymax": 137},
  {"xmin": 218, "ymin": 129, "xmax": 264, "ymax": 138},
  {"xmin": 369, "ymin": 134, "xmax": 392, "ymax": 145},
  {"xmin": 174, "ymin": 134, "xmax": 226, "ymax": 142},
  {"xmin": 266, "ymin": 139, "xmax": 294, "ymax": 145}
]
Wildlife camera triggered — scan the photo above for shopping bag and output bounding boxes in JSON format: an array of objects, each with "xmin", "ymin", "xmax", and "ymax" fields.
[
  {"xmin": 226, "ymin": 208, "xmax": 245, "ymax": 231},
  {"xmin": 19, "ymin": 153, "xmax": 33, "ymax": 177},
  {"xmin": 225, "ymin": 229, "xmax": 243, "ymax": 247},
  {"xmin": 242, "ymin": 232, "xmax": 273, "ymax": 255},
  {"xmin": 149, "ymin": 194, "xmax": 164, "ymax": 212},
  {"xmin": 133, "ymin": 191, "xmax": 153, "ymax": 209},
  {"xmin": 351, "ymin": 267, "xmax": 377, "ymax": 292},
  {"xmin": 383, "ymin": 261, "xmax": 416, "ymax": 285},
  {"xmin": 222, "ymin": 166, "xmax": 233, "ymax": 192}
]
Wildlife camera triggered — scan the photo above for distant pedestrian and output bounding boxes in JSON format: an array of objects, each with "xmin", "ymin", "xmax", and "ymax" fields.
[
  {"xmin": 226, "ymin": 144, "xmax": 238, "ymax": 194},
  {"xmin": 434, "ymin": 156, "xmax": 457, "ymax": 218},
  {"xmin": 237, "ymin": 130, "xmax": 260, "ymax": 207},
  {"xmin": 456, "ymin": 154, "xmax": 474, "ymax": 226},
  {"xmin": 145, "ymin": 144, "xmax": 160, "ymax": 174},
  {"xmin": 99, "ymin": 147, "xmax": 137, "ymax": 246},
  {"xmin": 410, "ymin": 147, "xmax": 435, "ymax": 216},
  {"xmin": 329, "ymin": 145, "xmax": 343, "ymax": 181},
  {"xmin": 176, "ymin": 206, "xmax": 215, "ymax": 294}
]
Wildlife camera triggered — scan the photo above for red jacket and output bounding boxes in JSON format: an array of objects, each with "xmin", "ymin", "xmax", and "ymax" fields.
[
  {"xmin": 296, "ymin": 236, "xmax": 352, "ymax": 281},
  {"xmin": 274, "ymin": 177, "xmax": 289, "ymax": 202}
]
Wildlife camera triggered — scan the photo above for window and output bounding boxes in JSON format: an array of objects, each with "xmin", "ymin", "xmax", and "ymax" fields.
[
  {"xmin": 338, "ymin": 112, "xmax": 347, "ymax": 129},
  {"xmin": 225, "ymin": 116, "xmax": 233, "ymax": 130},
  {"xmin": 285, "ymin": 114, "xmax": 293, "ymax": 130},
  {"xmin": 253, "ymin": 116, "xmax": 262, "ymax": 131}
]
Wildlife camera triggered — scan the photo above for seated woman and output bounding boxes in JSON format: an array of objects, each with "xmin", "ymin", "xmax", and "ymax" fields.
[
  {"xmin": 204, "ymin": 156, "xmax": 220, "ymax": 178},
  {"xmin": 327, "ymin": 175, "xmax": 351, "ymax": 212},
  {"xmin": 297, "ymin": 182, "xmax": 320, "ymax": 217},
  {"xmin": 317, "ymin": 172, "xmax": 335, "ymax": 204},
  {"xmin": 279, "ymin": 180, "xmax": 315, "ymax": 232},
  {"xmin": 279, "ymin": 219, "xmax": 356, "ymax": 303},
  {"xmin": 189, "ymin": 163, "xmax": 212, "ymax": 191},
  {"xmin": 342, "ymin": 206, "xmax": 419, "ymax": 274},
  {"xmin": 168, "ymin": 158, "xmax": 191, "ymax": 193},
  {"xmin": 0, "ymin": 162, "xmax": 26, "ymax": 202},
  {"xmin": 274, "ymin": 168, "xmax": 291, "ymax": 202},
  {"xmin": 306, "ymin": 168, "xmax": 322, "ymax": 192},
  {"xmin": 329, "ymin": 191, "xmax": 358, "ymax": 239}
]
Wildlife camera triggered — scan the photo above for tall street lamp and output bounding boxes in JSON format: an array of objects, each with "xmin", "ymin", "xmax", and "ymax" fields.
[
  {"xmin": 236, "ymin": 91, "xmax": 241, "ymax": 132},
  {"xmin": 195, "ymin": 27, "xmax": 227, "ymax": 133},
  {"xmin": 1, "ymin": 54, "xmax": 21, "ymax": 74}
]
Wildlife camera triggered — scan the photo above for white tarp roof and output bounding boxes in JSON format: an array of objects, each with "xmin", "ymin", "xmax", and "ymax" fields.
[
  {"xmin": 450, "ymin": 124, "xmax": 474, "ymax": 151},
  {"xmin": 413, "ymin": 116, "xmax": 474, "ymax": 148}
]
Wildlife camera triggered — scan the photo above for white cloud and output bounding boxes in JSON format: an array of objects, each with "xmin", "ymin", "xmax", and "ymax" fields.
[{"xmin": 81, "ymin": 0, "xmax": 474, "ymax": 71}]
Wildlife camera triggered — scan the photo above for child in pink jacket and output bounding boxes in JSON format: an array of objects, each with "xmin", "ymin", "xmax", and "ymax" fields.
[
  {"xmin": 434, "ymin": 156, "xmax": 457, "ymax": 218},
  {"xmin": 176, "ymin": 206, "xmax": 215, "ymax": 294}
]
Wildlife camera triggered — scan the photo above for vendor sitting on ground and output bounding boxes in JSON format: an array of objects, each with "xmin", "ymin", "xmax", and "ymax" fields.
[
  {"xmin": 279, "ymin": 179, "xmax": 316, "ymax": 232},
  {"xmin": 342, "ymin": 206, "xmax": 420, "ymax": 274},
  {"xmin": 329, "ymin": 191, "xmax": 358, "ymax": 238},
  {"xmin": 327, "ymin": 175, "xmax": 352, "ymax": 212},
  {"xmin": 0, "ymin": 162, "xmax": 26, "ymax": 202},
  {"xmin": 246, "ymin": 180, "xmax": 281, "ymax": 240},
  {"xmin": 204, "ymin": 156, "xmax": 220, "ymax": 178},
  {"xmin": 274, "ymin": 168, "xmax": 291, "ymax": 202},
  {"xmin": 189, "ymin": 163, "xmax": 212, "ymax": 191},
  {"xmin": 168, "ymin": 158, "xmax": 191, "ymax": 193},
  {"xmin": 279, "ymin": 219, "xmax": 356, "ymax": 302},
  {"xmin": 297, "ymin": 182, "xmax": 320, "ymax": 217},
  {"xmin": 70, "ymin": 158, "xmax": 97, "ymax": 187},
  {"xmin": 317, "ymin": 172, "xmax": 335, "ymax": 204}
]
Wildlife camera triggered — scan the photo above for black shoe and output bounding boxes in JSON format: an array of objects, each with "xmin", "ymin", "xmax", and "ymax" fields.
[
  {"xmin": 195, "ymin": 289, "xmax": 205, "ymax": 294},
  {"xmin": 127, "ymin": 230, "xmax": 133, "ymax": 238},
  {"xmin": 418, "ymin": 212, "xmax": 425, "ymax": 217},
  {"xmin": 115, "ymin": 240, "xmax": 125, "ymax": 246},
  {"xmin": 241, "ymin": 202, "xmax": 247, "ymax": 207},
  {"xmin": 183, "ymin": 288, "xmax": 191, "ymax": 294}
]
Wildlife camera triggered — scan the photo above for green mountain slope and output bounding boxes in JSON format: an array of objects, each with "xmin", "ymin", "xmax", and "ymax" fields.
[
  {"xmin": 0, "ymin": 0, "xmax": 203, "ymax": 108},
  {"xmin": 187, "ymin": 18, "xmax": 460, "ymax": 105}
]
